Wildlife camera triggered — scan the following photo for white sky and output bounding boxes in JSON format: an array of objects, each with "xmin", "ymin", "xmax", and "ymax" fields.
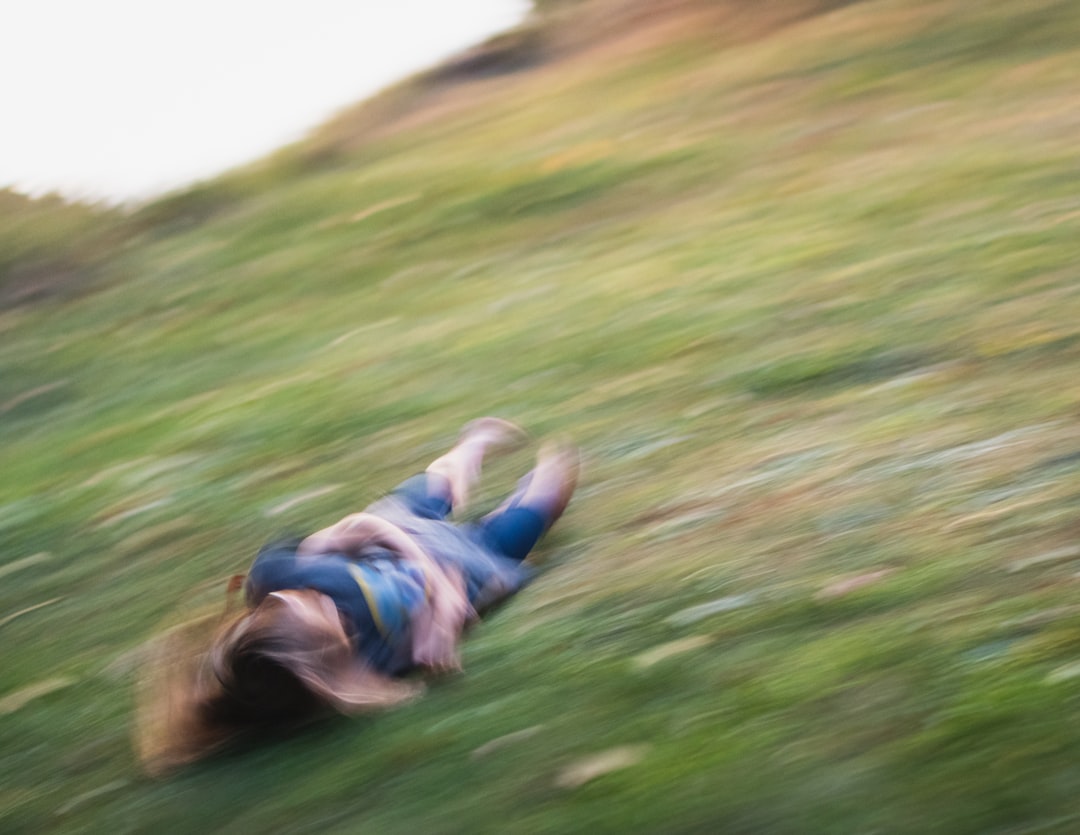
[{"xmin": 0, "ymin": 0, "xmax": 529, "ymax": 203}]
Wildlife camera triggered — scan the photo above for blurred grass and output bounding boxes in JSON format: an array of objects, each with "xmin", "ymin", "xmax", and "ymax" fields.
[{"xmin": 4, "ymin": 0, "xmax": 1080, "ymax": 831}]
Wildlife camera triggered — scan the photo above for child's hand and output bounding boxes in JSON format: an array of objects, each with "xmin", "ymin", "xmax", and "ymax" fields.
[{"xmin": 412, "ymin": 566, "xmax": 471, "ymax": 671}]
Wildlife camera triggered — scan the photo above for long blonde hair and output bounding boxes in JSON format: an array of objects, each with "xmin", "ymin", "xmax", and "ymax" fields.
[{"xmin": 135, "ymin": 589, "xmax": 421, "ymax": 776}]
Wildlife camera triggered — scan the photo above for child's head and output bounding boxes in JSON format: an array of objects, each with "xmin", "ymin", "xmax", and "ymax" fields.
[
  {"xmin": 136, "ymin": 589, "xmax": 420, "ymax": 775},
  {"xmin": 207, "ymin": 589, "xmax": 352, "ymax": 722}
]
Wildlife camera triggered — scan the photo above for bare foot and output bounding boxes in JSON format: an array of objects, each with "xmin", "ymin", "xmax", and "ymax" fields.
[
  {"xmin": 530, "ymin": 439, "xmax": 580, "ymax": 527},
  {"xmin": 428, "ymin": 418, "xmax": 529, "ymax": 511},
  {"xmin": 457, "ymin": 417, "xmax": 529, "ymax": 451}
]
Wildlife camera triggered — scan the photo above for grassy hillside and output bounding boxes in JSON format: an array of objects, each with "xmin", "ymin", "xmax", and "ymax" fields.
[{"xmin": 3, "ymin": 0, "xmax": 1080, "ymax": 831}]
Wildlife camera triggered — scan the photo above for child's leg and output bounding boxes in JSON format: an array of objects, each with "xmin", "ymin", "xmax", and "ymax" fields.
[
  {"xmin": 384, "ymin": 472, "xmax": 455, "ymax": 520},
  {"xmin": 476, "ymin": 440, "xmax": 579, "ymax": 563},
  {"xmin": 423, "ymin": 417, "xmax": 527, "ymax": 513},
  {"xmin": 383, "ymin": 418, "xmax": 527, "ymax": 520}
]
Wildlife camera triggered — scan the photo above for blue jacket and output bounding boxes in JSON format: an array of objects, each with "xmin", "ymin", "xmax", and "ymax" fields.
[{"xmin": 245, "ymin": 500, "xmax": 532, "ymax": 675}]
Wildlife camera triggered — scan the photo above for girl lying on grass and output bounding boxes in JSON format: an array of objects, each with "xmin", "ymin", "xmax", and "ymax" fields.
[{"xmin": 137, "ymin": 418, "xmax": 578, "ymax": 775}]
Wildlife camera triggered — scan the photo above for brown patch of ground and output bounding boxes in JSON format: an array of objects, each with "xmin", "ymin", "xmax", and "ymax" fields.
[
  {"xmin": 307, "ymin": 0, "xmax": 859, "ymax": 155},
  {"xmin": 0, "ymin": 261, "xmax": 93, "ymax": 309}
]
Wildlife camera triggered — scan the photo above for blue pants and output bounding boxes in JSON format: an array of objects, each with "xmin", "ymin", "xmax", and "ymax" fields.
[{"xmin": 388, "ymin": 472, "xmax": 552, "ymax": 564}]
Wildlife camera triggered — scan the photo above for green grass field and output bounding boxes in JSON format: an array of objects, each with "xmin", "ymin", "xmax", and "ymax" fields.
[{"xmin": 4, "ymin": 0, "xmax": 1080, "ymax": 831}]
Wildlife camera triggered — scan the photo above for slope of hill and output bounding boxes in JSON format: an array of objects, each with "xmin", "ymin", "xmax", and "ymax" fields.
[{"xmin": 3, "ymin": 0, "xmax": 1080, "ymax": 831}]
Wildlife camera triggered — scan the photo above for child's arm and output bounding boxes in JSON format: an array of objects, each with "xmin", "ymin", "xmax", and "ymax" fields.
[{"xmin": 299, "ymin": 513, "xmax": 473, "ymax": 670}]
